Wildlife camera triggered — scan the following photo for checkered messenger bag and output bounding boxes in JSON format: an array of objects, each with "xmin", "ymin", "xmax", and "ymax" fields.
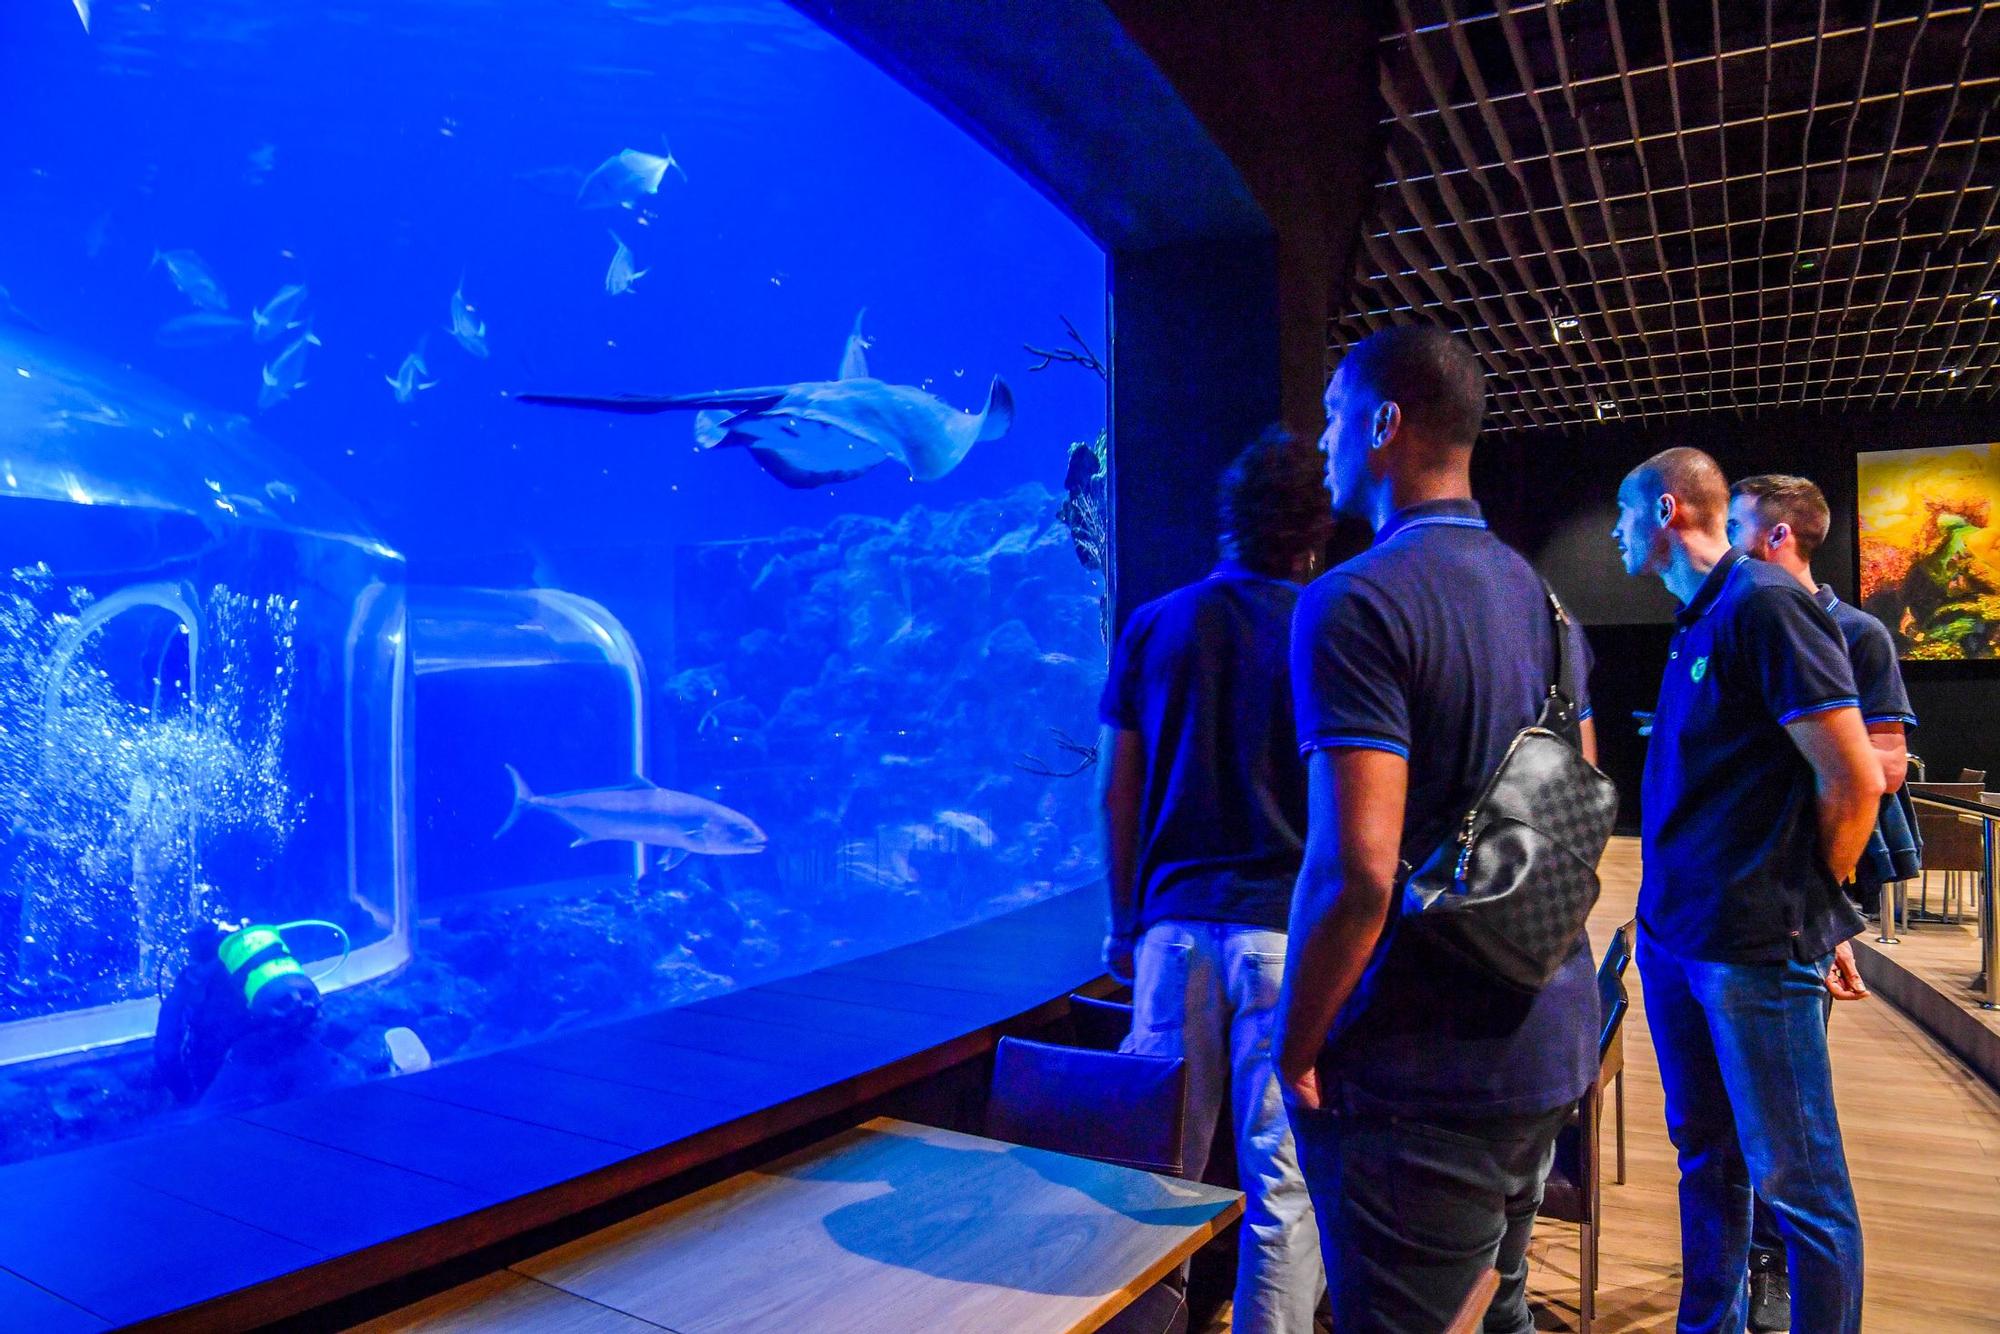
[{"xmin": 1400, "ymin": 588, "xmax": 1620, "ymax": 994}]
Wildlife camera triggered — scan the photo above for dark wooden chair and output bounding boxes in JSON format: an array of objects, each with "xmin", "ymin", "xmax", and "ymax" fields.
[
  {"xmin": 1536, "ymin": 921, "xmax": 1636, "ymax": 1334},
  {"xmin": 1960, "ymin": 768, "xmax": 1987, "ymax": 787},
  {"xmin": 987, "ymin": 1038, "xmax": 1192, "ymax": 1334},
  {"xmin": 1445, "ymin": 1269, "xmax": 1502, "ymax": 1334},
  {"xmin": 1597, "ymin": 919, "xmax": 1636, "ymax": 1187},
  {"xmin": 1910, "ymin": 781, "xmax": 1986, "ymax": 924},
  {"xmin": 1067, "ymin": 993, "xmax": 1135, "ymax": 1052}
]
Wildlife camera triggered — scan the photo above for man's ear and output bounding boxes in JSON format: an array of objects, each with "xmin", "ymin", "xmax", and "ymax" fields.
[
  {"xmin": 1371, "ymin": 400, "xmax": 1400, "ymax": 450},
  {"xmin": 1769, "ymin": 522, "xmax": 1792, "ymax": 552},
  {"xmin": 1656, "ymin": 492, "xmax": 1677, "ymax": 526}
]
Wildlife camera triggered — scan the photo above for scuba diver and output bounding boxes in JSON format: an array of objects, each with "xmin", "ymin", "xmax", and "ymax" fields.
[{"xmin": 154, "ymin": 918, "xmax": 351, "ymax": 1105}]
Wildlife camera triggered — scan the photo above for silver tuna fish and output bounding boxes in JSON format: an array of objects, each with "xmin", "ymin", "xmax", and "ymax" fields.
[{"xmin": 494, "ymin": 764, "xmax": 767, "ymax": 871}]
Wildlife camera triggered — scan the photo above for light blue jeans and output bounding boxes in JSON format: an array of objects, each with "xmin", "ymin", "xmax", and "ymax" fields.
[{"xmin": 1123, "ymin": 920, "xmax": 1325, "ymax": 1334}]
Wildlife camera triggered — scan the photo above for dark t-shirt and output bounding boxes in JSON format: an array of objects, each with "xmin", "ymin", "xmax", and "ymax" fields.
[
  {"xmin": 1291, "ymin": 499, "xmax": 1600, "ymax": 1119},
  {"xmin": 1099, "ymin": 562, "xmax": 1307, "ymax": 935},
  {"xmin": 1816, "ymin": 584, "xmax": 1916, "ymax": 728},
  {"xmin": 1640, "ymin": 552, "xmax": 1866, "ymax": 963}
]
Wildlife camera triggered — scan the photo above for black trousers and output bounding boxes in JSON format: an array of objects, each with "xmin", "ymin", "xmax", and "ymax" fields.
[{"xmin": 1288, "ymin": 1096, "xmax": 1568, "ymax": 1334}]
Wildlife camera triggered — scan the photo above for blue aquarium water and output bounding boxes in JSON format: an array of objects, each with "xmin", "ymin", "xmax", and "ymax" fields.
[{"xmin": 0, "ymin": 0, "xmax": 1108, "ymax": 1164}]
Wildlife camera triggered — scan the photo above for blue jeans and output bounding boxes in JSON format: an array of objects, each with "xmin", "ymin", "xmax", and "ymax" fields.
[
  {"xmin": 1124, "ymin": 921, "xmax": 1325, "ymax": 1334},
  {"xmin": 1638, "ymin": 931, "xmax": 1862, "ymax": 1334},
  {"xmin": 1752, "ymin": 981, "xmax": 1834, "ymax": 1271}
]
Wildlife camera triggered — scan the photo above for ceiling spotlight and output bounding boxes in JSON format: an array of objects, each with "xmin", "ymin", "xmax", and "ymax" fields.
[
  {"xmin": 1555, "ymin": 316, "xmax": 1580, "ymax": 330},
  {"xmin": 1796, "ymin": 257, "xmax": 1817, "ymax": 272},
  {"xmin": 1594, "ymin": 399, "xmax": 1619, "ymax": 419},
  {"xmin": 1941, "ymin": 364, "xmax": 1966, "ymax": 379},
  {"xmin": 1974, "ymin": 291, "xmax": 2000, "ymax": 306}
]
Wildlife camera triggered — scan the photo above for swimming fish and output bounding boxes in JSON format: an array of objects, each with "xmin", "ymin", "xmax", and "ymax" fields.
[
  {"xmin": 386, "ymin": 348, "xmax": 439, "ymax": 403},
  {"xmin": 448, "ymin": 278, "xmax": 487, "ymax": 358},
  {"xmin": 518, "ymin": 310, "xmax": 1014, "ymax": 489},
  {"xmin": 0, "ymin": 284, "xmax": 45, "ymax": 332},
  {"xmin": 151, "ymin": 249, "xmax": 228, "ymax": 311},
  {"xmin": 258, "ymin": 329, "xmax": 320, "ymax": 410},
  {"xmin": 251, "ymin": 283, "xmax": 308, "ymax": 342},
  {"xmin": 83, "ymin": 210, "xmax": 111, "ymax": 258},
  {"xmin": 155, "ymin": 311, "xmax": 247, "ymax": 347},
  {"xmin": 576, "ymin": 144, "xmax": 687, "ymax": 210},
  {"xmin": 935, "ymin": 810, "xmax": 996, "ymax": 848},
  {"xmin": 604, "ymin": 231, "xmax": 646, "ymax": 295},
  {"xmin": 494, "ymin": 764, "xmax": 767, "ymax": 871}
]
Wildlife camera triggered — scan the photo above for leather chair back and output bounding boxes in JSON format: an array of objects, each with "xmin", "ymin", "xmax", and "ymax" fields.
[{"xmin": 988, "ymin": 1037, "xmax": 1187, "ymax": 1177}]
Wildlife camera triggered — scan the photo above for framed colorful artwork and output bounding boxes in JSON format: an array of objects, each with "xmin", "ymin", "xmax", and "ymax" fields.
[{"xmin": 1858, "ymin": 442, "xmax": 2000, "ymax": 660}]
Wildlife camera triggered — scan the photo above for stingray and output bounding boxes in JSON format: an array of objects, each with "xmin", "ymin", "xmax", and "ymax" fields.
[
  {"xmin": 517, "ymin": 311, "xmax": 1013, "ymax": 488},
  {"xmin": 576, "ymin": 144, "xmax": 686, "ymax": 210}
]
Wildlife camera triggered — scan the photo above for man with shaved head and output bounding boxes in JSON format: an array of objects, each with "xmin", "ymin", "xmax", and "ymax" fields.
[
  {"xmin": 1613, "ymin": 447, "xmax": 1881, "ymax": 1334},
  {"xmin": 1276, "ymin": 326, "xmax": 1601, "ymax": 1332}
]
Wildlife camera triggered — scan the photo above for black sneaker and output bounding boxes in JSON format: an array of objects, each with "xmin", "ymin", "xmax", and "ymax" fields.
[{"xmin": 1747, "ymin": 1262, "xmax": 1792, "ymax": 1332}]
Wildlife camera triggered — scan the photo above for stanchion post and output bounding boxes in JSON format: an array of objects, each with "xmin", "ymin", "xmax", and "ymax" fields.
[{"xmin": 1982, "ymin": 819, "xmax": 1999, "ymax": 1010}]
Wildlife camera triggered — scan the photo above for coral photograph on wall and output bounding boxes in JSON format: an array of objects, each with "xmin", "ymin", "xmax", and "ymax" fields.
[{"xmin": 1859, "ymin": 443, "xmax": 2000, "ymax": 660}]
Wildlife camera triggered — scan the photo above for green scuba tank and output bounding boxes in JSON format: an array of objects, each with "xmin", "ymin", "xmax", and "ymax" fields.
[
  {"xmin": 155, "ymin": 918, "xmax": 350, "ymax": 1102},
  {"xmin": 216, "ymin": 922, "xmax": 320, "ymax": 1020}
]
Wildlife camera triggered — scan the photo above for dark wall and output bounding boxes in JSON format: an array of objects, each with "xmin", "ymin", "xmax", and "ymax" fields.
[
  {"xmin": 790, "ymin": 2, "xmax": 1392, "ymax": 627},
  {"xmin": 1475, "ymin": 405, "xmax": 2000, "ymax": 812},
  {"xmin": 1109, "ymin": 239, "xmax": 1281, "ymax": 617}
]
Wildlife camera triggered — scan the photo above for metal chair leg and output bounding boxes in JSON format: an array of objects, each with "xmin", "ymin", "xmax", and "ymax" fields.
[{"xmin": 1878, "ymin": 878, "xmax": 1900, "ymax": 944}]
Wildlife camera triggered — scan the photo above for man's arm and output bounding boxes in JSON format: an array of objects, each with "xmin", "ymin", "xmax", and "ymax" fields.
[
  {"xmin": 1274, "ymin": 748, "xmax": 1407, "ymax": 1110},
  {"xmin": 1783, "ymin": 705, "xmax": 1887, "ymax": 884},
  {"xmin": 1866, "ymin": 720, "xmax": 1908, "ymax": 793},
  {"xmin": 1097, "ymin": 725, "xmax": 1146, "ymax": 983},
  {"xmin": 1580, "ymin": 717, "xmax": 1599, "ymax": 767}
]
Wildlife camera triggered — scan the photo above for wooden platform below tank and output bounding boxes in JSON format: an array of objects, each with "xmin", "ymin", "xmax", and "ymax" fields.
[{"xmin": 0, "ymin": 887, "xmax": 1109, "ymax": 1331}]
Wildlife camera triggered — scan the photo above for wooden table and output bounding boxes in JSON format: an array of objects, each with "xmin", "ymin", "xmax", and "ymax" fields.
[{"xmin": 359, "ymin": 1116, "xmax": 1244, "ymax": 1334}]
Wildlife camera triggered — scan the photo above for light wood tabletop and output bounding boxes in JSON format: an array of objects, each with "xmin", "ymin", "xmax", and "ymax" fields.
[{"xmin": 365, "ymin": 1116, "xmax": 1243, "ymax": 1334}]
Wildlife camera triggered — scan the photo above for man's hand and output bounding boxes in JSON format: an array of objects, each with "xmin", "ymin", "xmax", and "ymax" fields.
[
  {"xmin": 1102, "ymin": 934, "xmax": 1135, "ymax": 986},
  {"xmin": 1825, "ymin": 939, "xmax": 1870, "ymax": 1001},
  {"xmin": 1281, "ymin": 1060, "xmax": 1322, "ymax": 1112}
]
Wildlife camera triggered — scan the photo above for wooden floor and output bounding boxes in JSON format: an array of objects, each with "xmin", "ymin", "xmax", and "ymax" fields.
[{"xmin": 1521, "ymin": 839, "xmax": 2000, "ymax": 1332}]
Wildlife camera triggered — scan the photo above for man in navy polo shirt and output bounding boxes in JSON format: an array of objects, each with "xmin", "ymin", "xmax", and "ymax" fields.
[
  {"xmin": 1274, "ymin": 326, "xmax": 1601, "ymax": 1333},
  {"xmin": 1099, "ymin": 428, "xmax": 1333, "ymax": 1333},
  {"xmin": 1728, "ymin": 471, "xmax": 1915, "ymax": 1331},
  {"xmin": 1613, "ymin": 448, "xmax": 1884, "ymax": 1334}
]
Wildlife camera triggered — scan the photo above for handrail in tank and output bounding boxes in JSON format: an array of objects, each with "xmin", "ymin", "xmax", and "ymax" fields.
[
  {"xmin": 406, "ymin": 585, "xmax": 651, "ymax": 881},
  {"xmin": 23, "ymin": 581, "xmax": 203, "ymax": 1004}
]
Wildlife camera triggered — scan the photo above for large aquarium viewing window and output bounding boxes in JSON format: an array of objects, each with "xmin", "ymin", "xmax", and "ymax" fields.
[{"xmin": 0, "ymin": 0, "xmax": 1108, "ymax": 1168}]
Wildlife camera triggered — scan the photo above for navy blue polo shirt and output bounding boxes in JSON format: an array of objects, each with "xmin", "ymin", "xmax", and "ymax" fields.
[
  {"xmin": 1640, "ymin": 551, "xmax": 1867, "ymax": 964},
  {"xmin": 1291, "ymin": 498, "xmax": 1600, "ymax": 1119},
  {"xmin": 1816, "ymin": 584, "xmax": 1916, "ymax": 729},
  {"xmin": 1100, "ymin": 561, "xmax": 1307, "ymax": 935}
]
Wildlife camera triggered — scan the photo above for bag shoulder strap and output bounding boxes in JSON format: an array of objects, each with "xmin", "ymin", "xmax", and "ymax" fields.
[{"xmin": 1539, "ymin": 583, "xmax": 1584, "ymax": 743}]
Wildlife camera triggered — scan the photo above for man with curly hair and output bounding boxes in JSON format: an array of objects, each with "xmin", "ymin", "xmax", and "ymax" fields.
[{"xmin": 1099, "ymin": 426, "xmax": 1334, "ymax": 1332}]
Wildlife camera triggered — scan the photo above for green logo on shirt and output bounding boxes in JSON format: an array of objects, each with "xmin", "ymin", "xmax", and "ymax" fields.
[{"xmin": 1691, "ymin": 655, "xmax": 1710, "ymax": 683}]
